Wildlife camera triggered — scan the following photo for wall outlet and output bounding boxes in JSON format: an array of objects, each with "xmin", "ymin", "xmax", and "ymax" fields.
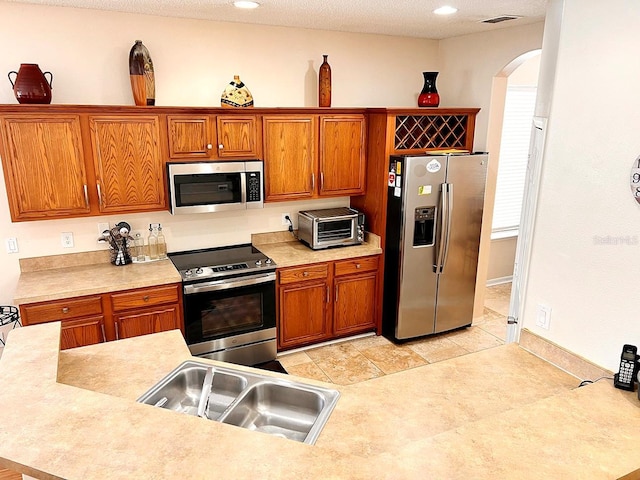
[
  {"xmin": 281, "ymin": 213, "xmax": 291, "ymax": 226},
  {"xmin": 536, "ymin": 304, "xmax": 551, "ymax": 330},
  {"xmin": 97, "ymin": 222, "xmax": 110, "ymax": 237},
  {"xmin": 61, "ymin": 232, "xmax": 74, "ymax": 248},
  {"xmin": 5, "ymin": 237, "xmax": 18, "ymax": 254}
]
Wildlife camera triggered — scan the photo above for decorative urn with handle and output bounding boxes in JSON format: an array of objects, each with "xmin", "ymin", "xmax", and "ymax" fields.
[{"xmin": 7, "ymin": 64, "xmax": 53, "ymax": 104}]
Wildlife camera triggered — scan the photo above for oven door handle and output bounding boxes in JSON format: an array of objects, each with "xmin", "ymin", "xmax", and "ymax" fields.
[{"xmin": 184, "ymin": 272, "xmax": 276, "ymax": 295}]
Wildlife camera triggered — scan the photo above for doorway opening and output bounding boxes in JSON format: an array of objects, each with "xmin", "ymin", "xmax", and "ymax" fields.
[{"xmin": 475, "ymin": 49, "xmax": 541, "ymax": 341}]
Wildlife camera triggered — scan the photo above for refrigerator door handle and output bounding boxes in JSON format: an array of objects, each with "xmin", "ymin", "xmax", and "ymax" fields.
[
  {"xmin": 435, "ymin": 183, "xmax": 448, "ymax": 273},
  {"xmin": 441, "ymin": 183, "xmax": 454, "ymax": 272}
]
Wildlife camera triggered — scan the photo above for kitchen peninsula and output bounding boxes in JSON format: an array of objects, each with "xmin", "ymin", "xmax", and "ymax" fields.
[{"xmin": 1, "ymin": 321, "xmax": 639, "ymax": 479}]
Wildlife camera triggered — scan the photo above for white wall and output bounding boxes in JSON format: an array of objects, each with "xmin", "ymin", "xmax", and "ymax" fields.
[
  {"xmin": 523, "ymin": 0, "xmax": 640, "ymax": 371},
  {"xmin": 0, "ymin": 2, "xmax": 439, "ymax": 306}
]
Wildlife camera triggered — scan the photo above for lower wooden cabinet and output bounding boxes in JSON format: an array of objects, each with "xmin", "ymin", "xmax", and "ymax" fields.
[
  {"xmin": 19, "ymin": 283, "xmax": 184, "ymax": 350},
  {"xmin": 60, "ymin": 316, "xmax": 106, "ymax": 350},
  {"xmin": 276, "ymin": 255, "xmax": 379, "ymax": 350}
]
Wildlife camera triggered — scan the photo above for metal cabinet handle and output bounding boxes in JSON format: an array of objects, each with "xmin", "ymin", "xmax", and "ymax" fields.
[
  {"xmin": 335, "ymin": 285, "xmax": 338, "ymax": 302},
  {"xmin": 320, "ymin": 172, "xmax": 324, "ymax": 190},
  {"xmin": 100, "ymin": 324, "xmax": 106, "ymax": 343},
  {"xmin": 61, "ymin": 307, "xmax": 69, "ymax": 314},
  {"xmin": 143, "ymin": 295, "xmax": 150, "ymax": 302},
  {"xmin": 206, "ymin": 143, "xmax": 213, "ymax": 150},
  {"xmin": 218, "ymin": 144, "xmax": 224, "ymax": 149},
  {"xmin": 326, "ymin": 286, "xmax": 330, "ymax": 303},
  {"xmin": 303, "ymin": 271, "xmax": 309, "ymax": 277},
  {"xmin": 114, "ymin": 321, "xmax": 119, "ymax": 340},
  {"xmin": 311, "ymin": 173, "xmax": 315, "ymax": 190},
  {"xmin": 355, "ymin": 263, "xmax": 361, "ymax": 269},
  {"xmin": 97, "ymin": 183, "xmax": 102, "ymax": 207},
  {"xmin": 83, "ymin": 184, "xmax": 89, "ymax": 207}
]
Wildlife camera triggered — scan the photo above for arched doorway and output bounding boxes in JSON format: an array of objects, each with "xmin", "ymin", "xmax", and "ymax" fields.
[{"xmin": 474, "ymin": 49, "xmax": 541, "ymax": 341}]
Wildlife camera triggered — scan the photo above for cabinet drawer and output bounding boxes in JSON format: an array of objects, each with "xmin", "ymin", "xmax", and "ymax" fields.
[
  {"xmin": 111, "ymin": 284, "xmax": 180, "ymax": 312},
  {"xmin": 334, "ymin": 256, "xmax": 379, "ymax": 276},
  {"xmin": 278, "ymin": 264, "xmax": 329, "ymax": 285},
  {"xmin": 22, "ymin": 296, "xmax": 103, "ymax": 325}
]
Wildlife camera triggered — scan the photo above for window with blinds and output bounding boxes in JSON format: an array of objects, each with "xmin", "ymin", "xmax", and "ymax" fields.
[{"xmin": 492, "ymin": 85, "xmax": 537, "ymax": 237}]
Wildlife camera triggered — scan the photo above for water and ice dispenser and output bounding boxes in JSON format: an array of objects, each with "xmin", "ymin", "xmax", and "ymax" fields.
[{"xmin": 413, "ymin": 207, "xmax": 435, "ymax": 246}]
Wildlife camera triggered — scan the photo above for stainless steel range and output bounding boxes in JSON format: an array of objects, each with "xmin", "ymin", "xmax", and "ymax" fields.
[{"xmin": 168, "ymin": 244, "xmax": 277, "ymax": 366}]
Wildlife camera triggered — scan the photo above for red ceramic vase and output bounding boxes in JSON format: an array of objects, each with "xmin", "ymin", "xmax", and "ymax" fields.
[
  {"xmin": 418, "ymin": 71, "xmax": 440, "ymax": 107},
  {"xmin": 7, "ymin": 64, "xmax": 53, "ymax": 104}
]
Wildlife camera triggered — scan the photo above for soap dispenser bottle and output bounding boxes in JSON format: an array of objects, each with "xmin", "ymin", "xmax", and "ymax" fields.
[
  {"xmin": 157, "ymin": 224, "xmax": 167, "ymax": 259},
  {"xmin": 148, "ymin": 224, "xmax": 159, "ymax": 260}
]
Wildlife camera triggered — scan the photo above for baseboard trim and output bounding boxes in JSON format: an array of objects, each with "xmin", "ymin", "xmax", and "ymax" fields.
[
  {"xmin": 519, "ymin": 329, "xmax": 613, "ymax": 381},
  {"xmin": 486, "ymin": 276, "xmax": 513, "ymax": 286}
]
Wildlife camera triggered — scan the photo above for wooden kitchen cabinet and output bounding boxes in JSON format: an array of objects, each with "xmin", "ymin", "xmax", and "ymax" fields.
[
  {"xmin": 89, "ymin": 115, "xmax": 166, "ymax": 213},
  {"xmin": 318, "ymin": 115, "xmax": 366, "ymax": 197},
  {"xmin": 20, "ymin": 295, "xmax": 107, "ymax": 350},
  {"xmin": 263, "ymin": 115, "xmax": 317, "ymax": 201},
  {"xmin": 332, "ymin": 256, "xmax": 378, "ymax": 336},
  {"xmin": 263, "ymin": 114, "xmax": 366, "ymax": 201},
  {"xmin": 276, "ymin": 255, "xmax": 379, "ymax": 350},
  {"xmin": 216, "ymin": 115, "xmax": 260, "ymax": 159},
  {"xmin": 0, "ymin": 114, "xmax": 91, "ymax": 221},
  {"xmin": 166, "ymin": 114, "xmax": 259, "ymax": 160},
  {"xmin": 167, "ymin": 114, "xmax": 214, "ymax": 159},
  {"xmin": 19, "ymin": 283, "xmax": 183, "ymax": 349},
  {"xmin": 110, "ymin": 284, "xmax": 183, "ymax": 340}
]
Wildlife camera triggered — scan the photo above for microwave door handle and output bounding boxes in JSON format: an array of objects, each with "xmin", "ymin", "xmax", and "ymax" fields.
[
  {"xmin": 240, "ymin": 172, "xmax": 247, "ymax": 206},
  {"xmin": 440, "ymin": 183, "xmax": 454, "ymax": 272}
]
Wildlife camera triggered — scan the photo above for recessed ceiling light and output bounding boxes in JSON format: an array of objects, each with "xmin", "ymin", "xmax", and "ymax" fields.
[
  {"xmin": 234, "ymin": 1, "xmax": 260, "ymax": 8},
  {"xmin": 433, "ymin": 5, "xmax": 458, "ymax": 15}
]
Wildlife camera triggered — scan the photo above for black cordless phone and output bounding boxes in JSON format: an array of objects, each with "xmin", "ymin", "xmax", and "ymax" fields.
[{"xmin": 614, "ymin": 344, "xmax": 638, "ymax": 391}]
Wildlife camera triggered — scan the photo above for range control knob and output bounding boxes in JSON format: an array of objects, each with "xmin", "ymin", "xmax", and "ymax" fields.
[
  {"xmin": 255, "ymin": 260, "xmax": 263, "ymax": 267},
  {"xmin": 196, "ymin": 267, "xmax": 204, "ymax": 275},
  {"xmin": 184, "ymin": 269, "xmax": 193, "ymax": 277},
  {"xmin": 265, "ymin": 258, "xmax": 273, "ymax": 265}
]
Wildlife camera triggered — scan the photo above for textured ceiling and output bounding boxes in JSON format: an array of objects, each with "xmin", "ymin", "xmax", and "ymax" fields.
[{"xmin": 5, "ymin": 0, "xmax": 547, "ymax": 39}]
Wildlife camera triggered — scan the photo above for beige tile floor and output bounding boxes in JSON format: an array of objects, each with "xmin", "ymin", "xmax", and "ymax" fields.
[{"xmin": 278, "ymin": 283, "xmax": 512, "ymax": 385}]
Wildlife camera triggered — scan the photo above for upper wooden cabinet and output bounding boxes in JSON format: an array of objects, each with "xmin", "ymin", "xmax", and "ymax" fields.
[
  {"xmin": 167, "ymin": 114, "xmax": 213, "ymax": 159},
  {"xmin": 216, "ymin": 115, "xmax": 259, "ymax": 159},
  {"xmin": 167, "ymin": 114, "xmax": 259, "ymax": 160},
  {"xmin": 263, "ymin": 115, "xmax": 316, "ymax": 201},
  {"xmin": 0, "ymin": 114, "xmax": 91, "ymax": 220},
  {"xmin": 90, "ymin": 115, "xmax": 165, "ymax": 213},
  {"xmin": 318, "ymin": 115, "xmax": 366, "ymax": 197},
  {"xmin": 0, "ymin": 108, "xmax": 168, "ymax": 221},
  {"xmin": 263, "ymin": 113, "xmax": 365, "ymax": 201}
]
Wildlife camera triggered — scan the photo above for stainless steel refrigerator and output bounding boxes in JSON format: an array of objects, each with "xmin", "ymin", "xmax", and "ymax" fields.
[{"xmin": 383, "ymin": 153, "xmax": 488, "ymax": 340}]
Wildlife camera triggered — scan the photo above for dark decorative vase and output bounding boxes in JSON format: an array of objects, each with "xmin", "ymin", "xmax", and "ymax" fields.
[
  {"xmin": 8, "ymin": 64, "xmax": 53, "ymax": 104},
  {"xmin": 418, "ymin": 71, "xmax": 440, "ymax": 107},
  {"xmin": 318, "ymin": 54, "xmax": 332, "ymax": 107},
  {"xmin": 129, "ymin": 40, "xmax": 155, "ymax": 106}
]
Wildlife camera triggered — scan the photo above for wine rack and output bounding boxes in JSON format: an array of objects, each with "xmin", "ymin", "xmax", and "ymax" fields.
[{"xmin": 394, "ymin": 114, "xmax": 470, "ymax": 151}]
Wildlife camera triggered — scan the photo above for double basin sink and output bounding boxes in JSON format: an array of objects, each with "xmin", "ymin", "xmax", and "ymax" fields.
[{"xmin": 137, "ymin": 360, "xmax": 340, "ymax": 445}]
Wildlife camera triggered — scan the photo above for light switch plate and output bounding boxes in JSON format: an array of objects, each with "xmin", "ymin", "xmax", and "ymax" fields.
[{"xmin": 5, "ymin": 237, "xmax": 18, "ymax": 254}]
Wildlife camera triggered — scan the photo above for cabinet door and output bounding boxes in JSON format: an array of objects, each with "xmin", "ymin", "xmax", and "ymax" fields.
[
  {"xmin": 263, "ymin": 115, "xmax": 317, "ymax": 201},
  {"xmin": 216, "ymin": 115, "xmax": 259, "ymax": 158},
  {"xmin": 0, "ymin": 115, "xmax": 90, "ymax": 221},
  {"xmin": 60, "ymin": 316, "xmax": 106, "ymax": 350},
  {"xmin": 114, "ymin": 305, "xmax": 180, "ymax": 340},
  {"xmin": 319, "ymin": 115, "xmax": 366, "ymax": 196},
  {"xmin": 90, "ymin": 115, "xmax": 165, "ymax": 213},
  {"xmin": 278, "ymin": 280, "xmax": 330, "ymax": 349},
  {"xmin": 333, "ymin": 272, "xmax": 377, "ymax": 336},
  {"xmin": 167, "ymin": 115, "xmax": 214, "ymax": 159}
]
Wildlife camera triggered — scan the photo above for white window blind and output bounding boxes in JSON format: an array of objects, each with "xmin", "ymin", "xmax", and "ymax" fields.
[{"xmin": 492, "ymin": 85, "xmax": 537, "ymax": 235}]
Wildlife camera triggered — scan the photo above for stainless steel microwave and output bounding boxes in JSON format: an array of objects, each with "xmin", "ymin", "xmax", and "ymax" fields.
[
  {"xmin": 167, "ymin": 161, "xmax": 263, "ymax": 215},
  {"xmin": 298, "ymin": 207, "xmax": 365, "ymax": 250}
]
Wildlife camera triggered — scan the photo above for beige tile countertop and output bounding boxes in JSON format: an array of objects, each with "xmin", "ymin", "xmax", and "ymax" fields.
[
  {"xmin": 1, "ymin": 322, "xmax": 639, "ymax": 479},
  {"xmin": 13, "ymin": 251, "xmax": 182, "ymax": 305},
  {"xmin": 252, "ymin": 231, "xmax": 382, "ymax": 268}
]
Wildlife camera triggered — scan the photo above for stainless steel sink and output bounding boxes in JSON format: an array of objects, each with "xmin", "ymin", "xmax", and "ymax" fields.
[{"xmin": 137, "ymin": 361, "xmax": 339, "ymax": 444}]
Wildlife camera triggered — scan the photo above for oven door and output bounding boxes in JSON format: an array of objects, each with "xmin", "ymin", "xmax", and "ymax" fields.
[{"xmin": 183, "ymin": 273, "xmax": 276, "ymax": 355}]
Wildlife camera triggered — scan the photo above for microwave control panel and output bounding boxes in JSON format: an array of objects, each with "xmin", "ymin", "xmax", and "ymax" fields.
[{"xmin": 247, "ymin": 172, "xmax": 262, "ymax": 202}]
